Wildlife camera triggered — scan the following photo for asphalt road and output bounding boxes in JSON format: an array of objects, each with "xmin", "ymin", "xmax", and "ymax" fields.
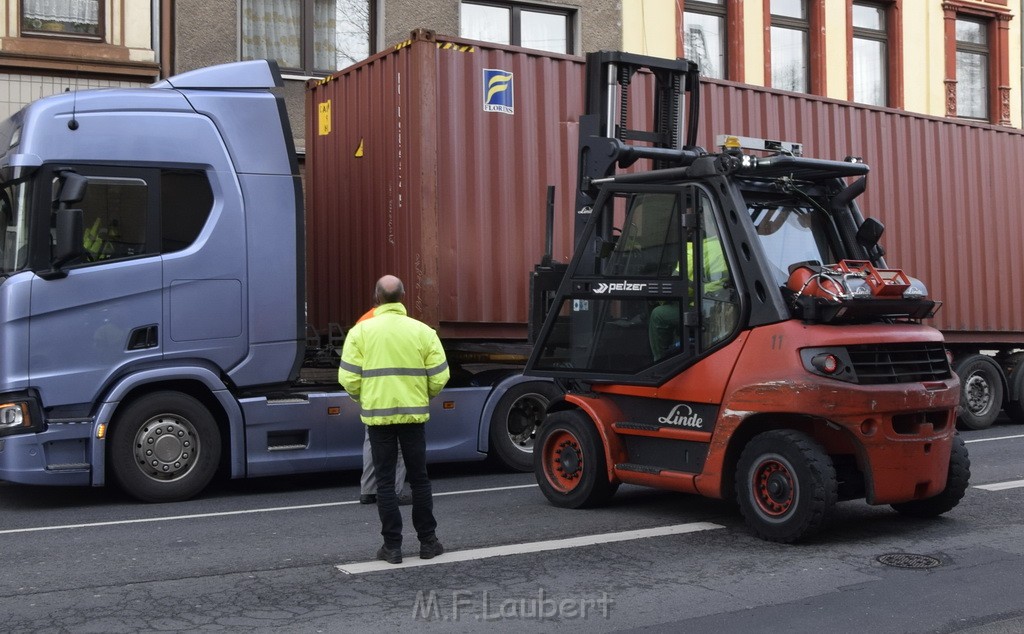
[{"xmin": 1, "ymin": 423, "xmax": 1022, "ymax": 634}]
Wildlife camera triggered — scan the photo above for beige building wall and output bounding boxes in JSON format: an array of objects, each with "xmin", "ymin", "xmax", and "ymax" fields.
[{"xmin": 621, "ymin": 0, "xmax": 675, "ymax": 58}]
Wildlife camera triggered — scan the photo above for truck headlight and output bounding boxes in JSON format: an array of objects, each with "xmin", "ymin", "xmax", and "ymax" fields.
[{"xmin": 0, "ymin": 402, "xmax": 30, "ymax": 430}]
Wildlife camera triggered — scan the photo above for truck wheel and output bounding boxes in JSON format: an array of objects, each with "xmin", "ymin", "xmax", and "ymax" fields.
[
  {"xmin": 534, "ymin": 410, "xmax": 618, "ymax": 508},
  {"xmin": 954, "ymin": 354, "xmax": 1004, "ymax": 430},
  {"xmin": 736, "ymin": 430, "xmax": 837, "ymax": 543},
  {"xmin": 489, "ymin": 381, "xmax": 561, "ymax": 472},
  {"xmin": 890, "ymin": 434, "xmax": 970, "ymax": 517},
  {"xmin": 109, "ymin": 391, "xmax": 221, "ymax": 502}
]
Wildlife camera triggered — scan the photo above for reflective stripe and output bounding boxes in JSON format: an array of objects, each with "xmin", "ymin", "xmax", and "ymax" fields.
[
  {"xmin": 362, "ymin": 405, "xmax": 431, "ymax": 418},
  {"xmin": 338, "ymin": 360, "xmax": 362, "ymax": 374},
  {"xmin": 426, "ymin": 361, "xmax": 449, "ymax": 377},
  {"xmin": 363, "ymin": 367, "xmax": 428, "ymax": 378}
]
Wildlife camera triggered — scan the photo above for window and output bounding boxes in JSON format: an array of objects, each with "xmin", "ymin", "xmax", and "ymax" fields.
[
  {"xmin": 851, "ymin": 2, "xmax": 887, "ymax": 106},
  {"xmin": 683, "ymin": 1, "xmax": 726, "ymax": 79},
  {"xmin": 241, "ymin": 0, "xmax": 374, "ymax": 74},
  {"xmin": 955, "ymin": 18, "xmax": 988, "ymax": 120},
  {"xmin": 21, "ymin": 0, "xmax": 102, "ymax": 40},
  {"xmin": 460, "ymin": 1, "xmax": 574, "ymax": 54},
  {"xmin": 770, "ymin": 0, "xmax": 809, "ymax": 92}
]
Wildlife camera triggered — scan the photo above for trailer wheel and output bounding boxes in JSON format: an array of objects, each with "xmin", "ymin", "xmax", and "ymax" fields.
[
  {"xmin": 736, "ymin": 430, "xmax": 837, "ymax": 543},
  {"xmin": 109, "ymin": 391, "xmax": 221, "ymax": 503},
  {"xmin": 890, "ymin": 434, "xmax": 970, "ymax": 518},
  {"xmin": 954, "ymin": 354, "xmax": 1004, "ymax": 430},
  {"xmin": 488, "ymin": 381, "xmax": 561, "ymax": 472},
  {"xmin": 534, "ymin": 410, "xmax": 618, "ymax": 508}
]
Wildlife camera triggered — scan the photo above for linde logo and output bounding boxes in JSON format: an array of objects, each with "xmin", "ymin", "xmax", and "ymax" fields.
[
  {"xmin": 658, "ymin": 404, "xmax": 704, "ymax": 429},
  {"xmin": 593, "ymin": 281, "xmax": 647, "ymax": 294}
]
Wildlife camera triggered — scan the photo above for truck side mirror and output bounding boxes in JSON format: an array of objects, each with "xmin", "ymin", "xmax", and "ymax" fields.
[
  {"xmin": 40, "ymin": 207, "xmax": 86, "ymax": 279},
  {"xmin": 56, "ymin": 171, "xmax": 88, "ymax": 206}
]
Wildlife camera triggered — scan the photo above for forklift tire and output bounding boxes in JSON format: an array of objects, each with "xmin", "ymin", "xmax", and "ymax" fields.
[
  {"xmin": 954, "ymin": 354, "xmax": 1004, "ymax": 430},
  {"xmin": 488, "ymin": 381, "xmax": 562, "ymax": 472},
  {"xmin": 109, "ymin": 391, "xmax": 221, "ymax": 503},
  {"xmin": 736, "ymin": 429, "xmax": 837, "ymax": 543},
  {"xmin": 890, "ymin": 434, "xmax": 970, "ymax": 518},
  {"xmin": 534, "ymin": 410, "xmax": 618, "ymax": 508}
]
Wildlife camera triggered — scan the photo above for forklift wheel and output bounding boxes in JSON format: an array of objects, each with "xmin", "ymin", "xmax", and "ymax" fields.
[
  {"xmin": 534, "ymin": 410, "xmax": 618, "ymax": 508},
  {"xmin": 736, "ymin": 429, "xmax": 837, "ymax": 543}
]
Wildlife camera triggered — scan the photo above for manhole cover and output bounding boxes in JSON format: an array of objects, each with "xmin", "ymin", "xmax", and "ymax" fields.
[{"xmin": 877, "ymin": 553, "xmax": 942, "ymax": 569}]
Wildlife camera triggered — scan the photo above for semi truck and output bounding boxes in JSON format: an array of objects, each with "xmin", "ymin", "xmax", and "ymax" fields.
[
  {"xmin": 0, "ymin": 58, "xmax": 561, "ymax": 502},
  {"xmin": 525, "ymin": 51, "xmax": 970, "ymax": 543}
]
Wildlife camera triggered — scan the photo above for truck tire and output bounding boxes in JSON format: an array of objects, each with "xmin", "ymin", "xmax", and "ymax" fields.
[
  {"xmin": 109, "ymin": 391, "xmax": 221, "ymax": 503},
  {"xmin": 890, "ymin": 434, "xmax": 970, "ymax": 517},
  {"xmin": 736, "ymin": 429, "xmax": 837, "ymax": 543},
  {"xmin": 488, "ymin": 381, "xmax": 562, "ymax": 472},
  {"xmin": 954, "ymin": 354, "xmax": 1004, "ymax": 430},
  {"xmin": 534, "ymin": 410, "xmax": 618, "ymax": 508}
]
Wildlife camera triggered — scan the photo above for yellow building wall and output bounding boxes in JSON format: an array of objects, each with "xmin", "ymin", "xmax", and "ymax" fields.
[{"xmin": 621, "ymin": 0, "xmax": 677, "ymax": 59}]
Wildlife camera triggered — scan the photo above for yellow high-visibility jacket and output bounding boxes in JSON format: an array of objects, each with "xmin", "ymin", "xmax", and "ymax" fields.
[{"xmin": 338, "ymin": 302, "xmax": 450, "ymax": 425}]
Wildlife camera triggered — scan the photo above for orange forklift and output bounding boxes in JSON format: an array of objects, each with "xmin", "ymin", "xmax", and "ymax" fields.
[{"xmin": 526, "ymin": 52, "xmax": 969, "ymax": 542}]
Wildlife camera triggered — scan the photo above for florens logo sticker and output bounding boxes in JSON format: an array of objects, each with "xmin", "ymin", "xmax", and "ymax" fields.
[
  {"xmin": 483, "ymin": 69, "xmax": 514, "ymax": 114},
  {"xmin": 658, "ymin": 404, "xmax": 704, "ymax": 429}
]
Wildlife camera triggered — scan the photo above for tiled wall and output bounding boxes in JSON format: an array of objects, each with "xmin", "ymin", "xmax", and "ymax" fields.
[{"xmin": 0, "ymin": 73, "xmax": 147, "ymax": 119}]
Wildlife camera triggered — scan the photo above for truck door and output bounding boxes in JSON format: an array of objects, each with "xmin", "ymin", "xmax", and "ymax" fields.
[{"xmin": 29, "ymin": 166, "xmax": 163, "ymax": 410}]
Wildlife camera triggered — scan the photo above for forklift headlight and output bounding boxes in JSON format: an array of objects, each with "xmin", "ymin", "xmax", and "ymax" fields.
[{"xmin": 800, "ymin": 347, "xmax": 857, "ymax": 382}]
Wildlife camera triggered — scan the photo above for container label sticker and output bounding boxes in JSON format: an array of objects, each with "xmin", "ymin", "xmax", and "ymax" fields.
[
  {"xmin": 318, "ymin": 100, "xmax": 331, "ymax": 136},
  {"xmin": 483, "ymin": 69, "xmax": 514, "ymax": 115}
]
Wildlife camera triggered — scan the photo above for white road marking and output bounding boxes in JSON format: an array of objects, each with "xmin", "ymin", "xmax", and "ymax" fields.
[
  {"xmin": 0, "ymin": 483, "xmax": 538, "ymax": 536},
  {"xmin": 336, "ymin": 522, "xmax": 725, "ymax": 574},
  {"xmin": 974, "ymin": 479, "xmax": 1024, "ymax": 492},
  {"xmin": 964, "ymin": 434, "xmax": 1024, "ymax": 444}
]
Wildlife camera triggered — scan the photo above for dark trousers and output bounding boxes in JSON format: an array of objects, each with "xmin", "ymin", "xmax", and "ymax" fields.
[{"xmin": 367, "ymin": 423, "xmax": 437, "ymax": 548}]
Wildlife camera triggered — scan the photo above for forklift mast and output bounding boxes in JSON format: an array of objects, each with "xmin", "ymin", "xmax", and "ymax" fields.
[{"xmin": 530, "ymin": 51, "xmax": 702, "ymax": 341}]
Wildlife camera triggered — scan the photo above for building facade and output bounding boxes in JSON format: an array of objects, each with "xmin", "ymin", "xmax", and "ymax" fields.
[
  {"xmin": 0, "ymin": 0, "xmax": 160, "ymax": 120},
  {"xmin": 1, "ymin": 1, "xmax": 1020, "ymax": 144}
]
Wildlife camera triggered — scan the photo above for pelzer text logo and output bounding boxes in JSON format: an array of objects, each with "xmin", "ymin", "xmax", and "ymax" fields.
[
  {"xmin": 658, "ymin": 404, "xmax": 704, "ymax": 429},
  {"xmin": 593, "ymin": 281, "xmax": 648, "ymax": 294},
  {"xmin": 483, "ymin": 69, "xmax": 514, "ymax": 114}
]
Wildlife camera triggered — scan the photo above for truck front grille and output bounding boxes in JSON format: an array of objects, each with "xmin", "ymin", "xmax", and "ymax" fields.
[{"xmin": 847, "ymin": 343, "xmax": 951, "ymax": 385}]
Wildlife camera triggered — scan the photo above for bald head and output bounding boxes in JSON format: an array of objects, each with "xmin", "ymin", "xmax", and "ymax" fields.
[{"xmin": 375, "ymin": 275, "xmax": 405, "ymax": 305}]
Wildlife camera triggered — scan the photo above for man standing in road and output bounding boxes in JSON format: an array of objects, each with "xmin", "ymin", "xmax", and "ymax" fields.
[{"xmin": 339, "ymin": 275, "xmax": 449, "ymax": 564}]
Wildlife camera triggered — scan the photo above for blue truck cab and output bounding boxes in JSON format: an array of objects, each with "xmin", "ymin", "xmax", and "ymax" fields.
[{"xmin": 0, "ymin": 60, "xmax": 556, "ymax": 501}]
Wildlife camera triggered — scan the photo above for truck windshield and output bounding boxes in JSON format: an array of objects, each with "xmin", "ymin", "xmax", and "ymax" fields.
[
  {"xmin": 0, "ymin": 179, "xmax": 30, "ymax": 276},
  {"xmin": 750, "ymin": 202, "xmax": 838, "ymax": 287}
]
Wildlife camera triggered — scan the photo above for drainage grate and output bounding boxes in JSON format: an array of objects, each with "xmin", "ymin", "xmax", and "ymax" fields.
[{"xmin": 877, "ymin": 553, "xmax": 942, "ymax": 569}]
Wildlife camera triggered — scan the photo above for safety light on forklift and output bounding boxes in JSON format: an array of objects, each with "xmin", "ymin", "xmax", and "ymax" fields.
[
  {"xmin": 0, "ymin": 402, "xmax": 28, "ymax": 429},
  {"xmin": 811, "ymin": 353, "xmax": 840, "ymax": 375}
]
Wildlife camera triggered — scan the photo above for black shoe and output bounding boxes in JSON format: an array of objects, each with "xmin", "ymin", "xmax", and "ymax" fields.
[
  {"xmin": 377, "ymin": 545, "xmax": 402, "ymax": 564},
  {"xmin": 359, "ymin": 494, "xmax": 377, "ymax": 504},
  {"xmin": 419, "ymin": 537, "xmax": 444, "ymax": 560}
]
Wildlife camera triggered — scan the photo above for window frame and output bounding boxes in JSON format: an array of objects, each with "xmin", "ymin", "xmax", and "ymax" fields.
[
  {"xmin": 942, "ymin": 1, "xmax": 1011, "ymax": 125},
  {"xmin": 460, "ymin": 0, "xmax": 576, "ymax": 54},
  {"xmin": 680, "ymin": 0, "xmax": 728, "ymax": 80},
  {"xmin": 20, "ymin": 0, "xmax": 105, "ymax": 42},
  {"xmin": 845, "ymin": 0, "xmax": 903, "ymax": 109},
  {"xmin": 764, "ymin": 0, "xmax": 825, "ymax": 95},
  {"xmin": 239, "ymin": 0, "xmax": 377, "ymax": 76}
]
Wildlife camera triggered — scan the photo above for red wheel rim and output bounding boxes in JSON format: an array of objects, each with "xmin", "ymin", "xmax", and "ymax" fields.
[
  {"xmin": 752, "ymin": 458, "xmax": 795, "ymax": 517},
  {"xmin": 543, "ymin": 430, "xmax": 584, "ymax": 493}
]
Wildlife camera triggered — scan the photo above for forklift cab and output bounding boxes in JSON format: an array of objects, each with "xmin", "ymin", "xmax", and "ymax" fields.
[{"xmin": 529, "ymin": 181, "xmax": 741, "ymax": 385}]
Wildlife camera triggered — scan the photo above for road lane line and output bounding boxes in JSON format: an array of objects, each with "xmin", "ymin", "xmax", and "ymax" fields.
[
  {"xmin": 0, "ymin": 483, "xmax": 538, "ymax": 535},
  {"xmin": 964, "ymin": 434, "xmax": 1024, "ymax": 444},
  {"xmin": 974, "ymin": 479, "xmax": 1024, "ymax": 492},
  {"xmin": 336, "ymin": 522, "xmax": 725, "ymax": 574}
]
